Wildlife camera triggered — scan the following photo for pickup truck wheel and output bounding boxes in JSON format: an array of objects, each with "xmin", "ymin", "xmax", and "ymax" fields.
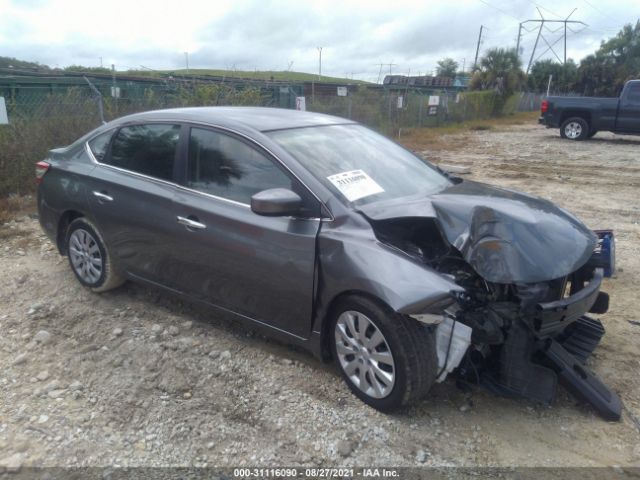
[
  {"xmin": 330, "ymin": 295, "xmax": 437, "ymax": 412},
  {"xmin": 560, "ymin": 117, "xmax": 589, "ymax": 140}
]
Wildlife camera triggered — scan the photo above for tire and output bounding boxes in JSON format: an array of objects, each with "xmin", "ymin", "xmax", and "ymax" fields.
[
  {"xmin": 560, "ymin": 117, "xmax": 589, "ymax": 140},
  {"xmin": 65, "ymin": 218, "xmax": 125, "ymax": 292},
  {"xmin": 330, "ymin": 295, "xmax": 438, "ymax": 411}
]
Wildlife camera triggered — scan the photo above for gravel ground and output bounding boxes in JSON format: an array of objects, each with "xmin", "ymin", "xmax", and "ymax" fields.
[{"xmin": 0, "ymin": 122, "xmax": 639, "ymax": 471}]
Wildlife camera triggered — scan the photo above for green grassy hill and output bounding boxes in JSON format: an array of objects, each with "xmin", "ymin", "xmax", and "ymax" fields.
[
  {"xmin": 126, "ymin": 68, "xmax": 370, "ymax": 84},
  {"xmin": 0, "ymin": 56, "xmax": 49, "ymax": 71}
]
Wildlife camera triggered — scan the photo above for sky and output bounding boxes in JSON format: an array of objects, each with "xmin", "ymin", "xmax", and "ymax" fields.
[{"xmin": 0, "ymin": 0, "xmax": 637, "ymax": 82}]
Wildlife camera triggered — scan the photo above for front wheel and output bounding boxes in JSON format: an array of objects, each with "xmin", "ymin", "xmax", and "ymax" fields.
[
  {"xmin": 65, "ymin": 218, "xmax": 125, "ymax": 292},
  {"xmin": 330, "ymin": 296, "xmax": 437, "ymax": 411},
  {"xmin": 560, "ymin": 117, "xmax": 589, "ymax": 140}
]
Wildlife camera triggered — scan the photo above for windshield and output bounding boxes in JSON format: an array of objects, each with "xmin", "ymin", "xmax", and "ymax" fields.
[{"xmin": 267, "ymin": 124, "xmax": 450, "ymax": 206}]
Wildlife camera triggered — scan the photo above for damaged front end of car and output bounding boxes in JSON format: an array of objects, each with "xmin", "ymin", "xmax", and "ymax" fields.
[{"xmin": 363, "ymin": 181, "xmax": 621, "ymax": 421}]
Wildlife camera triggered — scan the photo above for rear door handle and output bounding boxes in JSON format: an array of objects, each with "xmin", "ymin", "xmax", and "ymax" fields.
[
  {"xmin": 93, "ymin": 191, "xmax": 113, "ymax": 202},
  {"xmin": 177, "ymin": 216, "xmax": 207, "ymax": 230}
]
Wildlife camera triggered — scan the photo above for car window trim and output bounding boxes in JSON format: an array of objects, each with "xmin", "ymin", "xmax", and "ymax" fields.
[
  {"xmin": 107, "ymin": 122, "xmax": 182, "ymax": 183},
  {"xmin": 183, "ymin": 123, "xmax": 319, "ymax": 215},
  {"xmin": 84, "ymin": 123, "xmax": 329, "ymax": 220},
  {"xmin": 180, "ymin": 121, "xmax": 333, "ymax": 220}
]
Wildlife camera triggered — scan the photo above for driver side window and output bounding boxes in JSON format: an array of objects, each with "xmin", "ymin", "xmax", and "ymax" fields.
[{"xmin": 187, "ymin": 128, "xmax": 292, "ymax": 205}]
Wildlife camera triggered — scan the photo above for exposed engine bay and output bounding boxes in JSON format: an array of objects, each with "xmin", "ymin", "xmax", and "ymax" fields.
[{"xmin": 370, "ymin": 215, "xmax": 621, "ymax": 421}]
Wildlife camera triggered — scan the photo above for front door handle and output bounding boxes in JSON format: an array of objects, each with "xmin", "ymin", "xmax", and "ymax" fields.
[
  {"xmin": 177, "ymin": 216, "xmax": 207, "ymax": 230},
  {"xmin": 93, "ymin": 191, "xmax": 113, "ymax": 202}
]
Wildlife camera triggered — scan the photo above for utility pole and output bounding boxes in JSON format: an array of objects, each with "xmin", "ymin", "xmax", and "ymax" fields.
[
  {"xmin": 184, "ymin": 52, "xmax": 189, "ymax": 74},
  {"xmin": 473, "ymin": 25, "xmax": 484, "ymax": 71},
  {"xmin": 516, "ymin": 23, "xmax": 523, "ymax": 57},
  {"xmin": 317, "ymin": 47, "xmax": 323, "ymax": 81},
  {"xmin": 111, "ymin": 64, "xmax": 118, "ymax": 114},
  {"xmin": 99, "ymin": 57, "xmax": 103, "ymax": 68}
]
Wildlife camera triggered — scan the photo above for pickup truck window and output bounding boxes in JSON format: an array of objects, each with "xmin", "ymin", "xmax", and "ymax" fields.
[{"xmin": 626, "ymin": 83, "xmax": 640, "ymax": 104}]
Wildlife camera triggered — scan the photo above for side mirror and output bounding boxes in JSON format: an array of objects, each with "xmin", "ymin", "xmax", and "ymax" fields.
[{"xmin": 251, "ymin": 188, "xmax": 303, "ymax": 217}]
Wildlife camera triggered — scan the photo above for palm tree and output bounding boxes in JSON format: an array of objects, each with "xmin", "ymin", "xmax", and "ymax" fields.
[{"xmin": 470, "ymin": 48, "xmax": 525, "ymax": 95}]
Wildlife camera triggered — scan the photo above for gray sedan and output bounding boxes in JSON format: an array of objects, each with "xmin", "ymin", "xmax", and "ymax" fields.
[{"xmin": 37, "ymin": 107, "xmax": 620, "ymax": 418}]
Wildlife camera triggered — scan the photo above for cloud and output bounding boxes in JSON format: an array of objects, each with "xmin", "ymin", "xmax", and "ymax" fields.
[{"xmin": 0, "ymin": 0, "xmax": 637, "ymax": 81}]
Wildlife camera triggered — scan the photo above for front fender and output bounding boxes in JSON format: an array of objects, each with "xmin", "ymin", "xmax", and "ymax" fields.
[{"xmin": 312, "ymin": 219, "xmax": 463, "ymax": 337}]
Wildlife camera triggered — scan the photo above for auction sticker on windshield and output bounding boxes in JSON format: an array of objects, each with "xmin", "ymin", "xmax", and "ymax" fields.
[{"xmin": 327, "ymin": 170, "xmax": 384, "ymax": 202}]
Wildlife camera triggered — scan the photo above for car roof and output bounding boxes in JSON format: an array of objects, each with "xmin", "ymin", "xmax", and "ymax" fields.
[{"xmin": 110, "ymin": 106, "xmax": 355, "ymax": 132}]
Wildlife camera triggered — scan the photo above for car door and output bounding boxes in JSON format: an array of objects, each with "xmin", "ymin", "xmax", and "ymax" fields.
[
  {"xmin": 169, "ymin": 126, "xmax": 322, "ymax": 339},
  {"xmin": 86, "ymin": 122, "xmax": 183, "ymax": 284},
  {"xmin": 615, "ymin": 82, "xmax": 640, "ymax": 133}
]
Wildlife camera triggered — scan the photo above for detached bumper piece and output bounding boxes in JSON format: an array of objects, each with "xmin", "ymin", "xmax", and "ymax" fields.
[
  {"xmin": 558, "ymin": 315, "xmax": 605, "ymax": 364},
  {"xmin": 542, "ymin": 338, "xmax": 622, "ymax": 421}
]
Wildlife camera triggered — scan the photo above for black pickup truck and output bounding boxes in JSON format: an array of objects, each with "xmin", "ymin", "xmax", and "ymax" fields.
[{"xmin": 539, "ymin": 79, "xmax": 640, "ymax": 140}]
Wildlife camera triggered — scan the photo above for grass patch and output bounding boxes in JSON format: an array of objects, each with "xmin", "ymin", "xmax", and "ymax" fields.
[
  {"xmin": 126, "ymin": 69, "xmax": 370, "ymax": 85},
  {"xmin": 400, "ymin": 111, "xmax": 538, "ymax": 152},
  {"xmin": 0, "ymin": 195, "xmax": 36, "ymax": 224}
]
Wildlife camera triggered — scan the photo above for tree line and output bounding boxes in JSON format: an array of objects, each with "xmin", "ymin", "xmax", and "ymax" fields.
[{"xmin": 434, "ymin": 20, "xmax": 639, "ymax": 98}]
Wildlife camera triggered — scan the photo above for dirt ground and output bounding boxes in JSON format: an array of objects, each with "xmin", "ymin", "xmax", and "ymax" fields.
[{"xmin": 0, "ymin": 121, "xmax": 639, "ymax": 471}]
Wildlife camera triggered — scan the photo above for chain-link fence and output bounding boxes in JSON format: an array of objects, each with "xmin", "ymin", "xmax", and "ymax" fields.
[
  {"xmin": 0, "ymin": 78, "xmax": 543, "ymax": 197},
  {"xmin": 0, "ymin": 80, "xmax": 304, "ymax": 196},
  {"xmin": 309, "ymin": 88, "xmax": 544, "ymax": 135}
]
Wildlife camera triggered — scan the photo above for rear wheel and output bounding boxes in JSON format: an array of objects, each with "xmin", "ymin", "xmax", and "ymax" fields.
[
  {"xmin": 330, "ymin": 295, "xmax": 437, "ymax": 411},
  {"xmin": 65, "ymin": 218, "xmax": 124, "ymax": 292},
  {"xmin": 560, "ymin": 117, "xmax": 589, "ymax": 140}
]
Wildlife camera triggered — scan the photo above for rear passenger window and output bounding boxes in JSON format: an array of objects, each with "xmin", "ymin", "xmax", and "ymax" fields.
[
  {"xmin": 187, "ymin": 128, "xmax": 292, "ymax": 204},
  {"xmin": 106, "ymin": 124, "xmax": 180, "ymax": 181},
  {"xmin": 88, "ymin": 130, "xmax": 114, "ymax": 162}
]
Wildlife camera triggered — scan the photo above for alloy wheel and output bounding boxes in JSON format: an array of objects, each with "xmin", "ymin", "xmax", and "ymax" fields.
[
  {"xmin": 334, "ymin": 310, "xmax": 395, "ymax": 398},
  {"xmin": 564, "ymin": 121, "xmax": 583, "ymax": 139},
  {"xmin": 68, "ymin": 228, "xmax": 103, "ymax": 284}
]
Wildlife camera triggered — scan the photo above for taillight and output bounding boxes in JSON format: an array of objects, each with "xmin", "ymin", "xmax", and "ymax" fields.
[
  {"xmin": 35, "ymin": 161, "xmax": 50, "ymax": 184},
  {"xmin": 541, "ymin": 100, "xmax": 549, "ymax": 114}
]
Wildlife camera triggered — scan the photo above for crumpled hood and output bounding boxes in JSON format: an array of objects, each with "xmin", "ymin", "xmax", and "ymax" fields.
[{"xmin": 359, "ymin": 180, "xmax": 597, "ymax": 284}]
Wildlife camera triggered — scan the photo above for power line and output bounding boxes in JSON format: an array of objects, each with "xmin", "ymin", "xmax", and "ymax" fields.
[
  {"xmin": 476, "ymin": 0, "xmax": 521, "ymax": 21},
  {"xmin": 582, "ymin": 0, "xmax": 628, "ymax": 28}
]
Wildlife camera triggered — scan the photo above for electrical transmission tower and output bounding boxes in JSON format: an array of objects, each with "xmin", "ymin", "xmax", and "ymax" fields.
[
  {"xmin": 516, "ymin": 7, "xmax": 586, "ymax": 74},
  {"xmin": 375, "ymin": 62, "xmax": 397, "ymax": 83}
]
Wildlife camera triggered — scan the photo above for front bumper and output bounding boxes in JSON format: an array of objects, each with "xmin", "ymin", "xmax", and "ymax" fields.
[{"xmin": 532, "ymin": 269, "xmax": 604, "ymax": 337}]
